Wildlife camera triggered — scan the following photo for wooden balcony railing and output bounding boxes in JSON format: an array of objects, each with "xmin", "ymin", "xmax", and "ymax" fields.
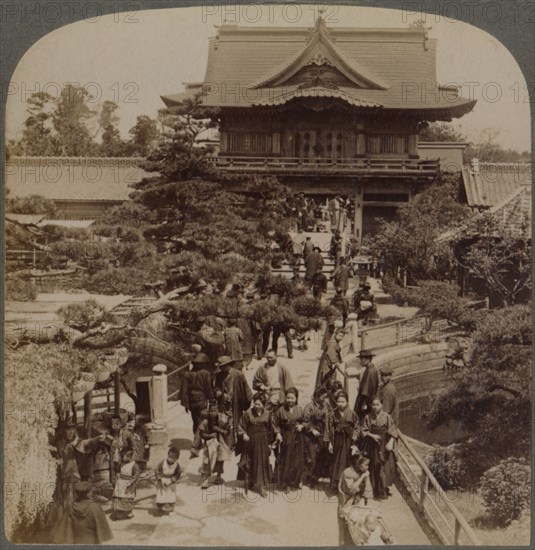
[{"xmin": 207, "ymin": 156, "xmax": 440, "ymax": 177}]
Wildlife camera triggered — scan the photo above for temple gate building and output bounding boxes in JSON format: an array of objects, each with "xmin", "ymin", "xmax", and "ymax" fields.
[{"xmin": 177, "ymin": 18, "xmax": 474, "ymax": 241}]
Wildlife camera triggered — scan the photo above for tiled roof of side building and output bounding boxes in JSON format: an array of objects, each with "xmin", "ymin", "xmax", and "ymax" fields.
[
  {"xmin": 161, "ymin": 20, "xmax": 475, "ymax": 116},
  {"xmin": 462, "ymin": 161, "xmax": 532, "ymax": 208},
  {"xmin": 5, "ymin": 157, "xmax": 158, "ymax": 202}
]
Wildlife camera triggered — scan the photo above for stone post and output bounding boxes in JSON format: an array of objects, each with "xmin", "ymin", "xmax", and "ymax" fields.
[
  {"xmin": 146, "ymin": 364, "xmax": 169, "ymax": 468},
  {"xmin": 151, "ymin": 364, "xmax": 168, "ymax": 423}
]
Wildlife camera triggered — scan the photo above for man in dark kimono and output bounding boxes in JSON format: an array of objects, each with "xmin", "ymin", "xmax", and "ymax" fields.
[
  {"xmin": 304, "ymin": 245, "xmax": 324, "ymax": 289},
  {"xmin": 303, "ymin": 236, "xmax": 314, "ymax": 260},
  {"xmin": 354, "ymin": 349, "xmax": 379, "ymax": 420},
  {"xmin": 213, "ymin": 356, "xmax": 253, "ymax": 448},
  {"xmin": 379, "ymin": 366, "xmax": 399, "ymax": 426},
  {"xmin": 180, "ymin": 353, "xmax": 214, "ymax": 434},
  {"xmin": 52, "ymin": 481, "xmax": 112, "ymax": 545},
  {"xmin": 253, "ymin": 350, "xmax": 294, "ymax": 411}
]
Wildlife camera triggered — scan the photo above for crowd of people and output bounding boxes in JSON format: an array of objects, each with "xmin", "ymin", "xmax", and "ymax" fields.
[
  {"xmin": 290, "ymin": 192, "xmax": 354, "ymax": 234},
  {"xmin": 49, "ymin": 202, "xmax": 399, "ymax": 546}
]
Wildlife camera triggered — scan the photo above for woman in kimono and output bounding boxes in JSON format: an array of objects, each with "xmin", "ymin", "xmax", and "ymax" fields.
[
  {"xmin": 155, "ymin": 447, "xmax": 181, "ymax": 515},
  {"xmin": 272, "ymin": 387, "xmax": 306, "ymax": 493},
  {"xmin": 238, "ymin": 392, "xmax": 273, "ymax": 497},
  {"xmin": 111, "ymin": 449, "xmax": 140, "ymax": 520},
  {"xmin": 303, "ymin": 386, "xmax": 333, "ymax": 487},
  {"xmin": 361, "ymin": 397, "xmax": 398, "ymax": 500},
  {"xmin": 315, "ymin": 332, "xmax": 343, "ymax": 389},
  {"xmin": 329, "ymin": 390, "xmax": 360, "ymax": 493}
]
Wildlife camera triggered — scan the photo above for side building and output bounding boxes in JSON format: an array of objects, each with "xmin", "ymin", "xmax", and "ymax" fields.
[{"xmin": 162, "ymin": 17, "xmax": 475, "ymax": 243}]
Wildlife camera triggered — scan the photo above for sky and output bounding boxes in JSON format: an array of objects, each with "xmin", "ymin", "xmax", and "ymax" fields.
[{"xmin": 5, "ymin": 5, "xmax": 532, "ymax": 152}]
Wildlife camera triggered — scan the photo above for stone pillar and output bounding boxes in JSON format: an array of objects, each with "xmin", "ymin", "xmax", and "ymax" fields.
[
  {"xmin": 151, "ymin": 364, "xmax": 168, "ymax": 423},
  {"xmin": 354, "ymin": 184, "xmax": 363, "ymax": 244},
  {"xmin": 146, "ymin": 364, "xmax": 169, "ymax": 469}
]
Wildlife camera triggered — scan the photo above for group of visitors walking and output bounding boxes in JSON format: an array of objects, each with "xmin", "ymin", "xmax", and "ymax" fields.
[{"xmin": 291, "ymin": 193, "xmax": 354, "ymax": 233}]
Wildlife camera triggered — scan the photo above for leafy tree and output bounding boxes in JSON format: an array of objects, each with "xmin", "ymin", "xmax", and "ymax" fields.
[
  {"xmin": 18, "ymin": 92, "xmax": 57, "ymax": 156},
  {"xmin": 369, "ymin": 174, "xmax": 470, "ymax": 282},
  {"xmin": 6, "ymin": 194, "xmax": 57, "ymax": 217},
  {"xmin": 52, "ymin": 84, "xmax": 96, "ymax": 156},
  {"xmin": 452, "ymin": 211, "xmax": 531, "ymax": 306},
  {"xmin": 128, "ymin": 115, "xmax": 159, "ymax": 157},
  {"xmin": 419, "ymin": 121, "xmax": 465, "ymax": 142},
  {"xmin": 427, "ymin": 305, "xmax": 531, "ymax": 478},
  {"xmin": 97, "ymin": 100, "xmax": 126, "ymax": 156}
]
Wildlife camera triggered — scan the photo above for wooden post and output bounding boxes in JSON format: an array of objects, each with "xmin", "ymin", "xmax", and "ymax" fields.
[
  {"xmin": 83, "ymin": 391, "xmax": 92, "ymax": 438},
  {"xmin": 396, "ymin": 321, "xmax": 401, "ymax": 345},
  {"xmin": 419, "ymin": 469, "xmax": 428, "ymax": 509},
  {"xmin": 454, "ymin": 518, "xmax": 461, "ymax": 545},
  {"xmin": 114, "ymin": 370, "xmax": 121, "ymax": 416}
]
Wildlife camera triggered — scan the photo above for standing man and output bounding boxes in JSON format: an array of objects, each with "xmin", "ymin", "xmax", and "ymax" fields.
[
  {"xmin": 312, "ymin": 269, "xmax": 328, "ymax": 302},
  {"xmin": 305, "ymin": 244, "xmax": 324, "ymax": 289},
  {"xmin": 180, "ymin": 353, "xmax": 214, "ymax": 435},
  {"xmin": 303, "ymin": 236, "xmax": 314, "ymax": 261},
  {"xmin": 329, "ymin": 195, "xmax": 341, "ymax": 232},
  {"xmin": 330, "ymin": 289, "xmax": 350, "ymax": 327},
  {"xmin": 378, "ymin": 366, "xmax": 399, "ymax": 426},
  {"xmin": 353, "ymin": 349, "xmax": 379, "ymax": 420},
  {"xmin": 213, "ymin": 356, "xmax": 253, "ymax": 449},
  {"xmin": 331, "ymin": 257, "xmax": 350, "ymax": 295},
  {"xmin": 252, "ymin": 349, "xmax": 294, "ymax": 411}
]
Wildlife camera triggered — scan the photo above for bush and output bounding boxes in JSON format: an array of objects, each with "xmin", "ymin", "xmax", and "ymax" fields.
[
  {"xmin": 5, "ymin": 278, "xmax": 37, "ymax": 301},
  {"xmin": 480, "ymin": 458, "xmax": 531, "ymax": 525},
  {"xmin": 425, "ymin": 444, "xmax": 469, "ymax": 490}
]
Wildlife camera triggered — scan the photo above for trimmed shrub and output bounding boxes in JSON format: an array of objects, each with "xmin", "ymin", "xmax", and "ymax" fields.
[
  {"xmin": 425, "ymin": 444, "xmax": 469, "ymax": 490},
  {"xmin": 480, "ymin": 457, "xmax": 531, "ymax": 525}
]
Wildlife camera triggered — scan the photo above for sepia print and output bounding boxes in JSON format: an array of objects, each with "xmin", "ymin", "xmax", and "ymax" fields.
[{"xmin": 3, "ymin": 2, "xmax": 532, "ymax": 547}]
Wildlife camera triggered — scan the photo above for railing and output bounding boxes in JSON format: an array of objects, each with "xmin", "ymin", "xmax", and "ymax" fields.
[
  {"xmin": 166, "ymin": 361, "xmax": 191, "ymax": 401},
  {"xmin": 396, "ymin": 432, "xmax": 481, "ymax": 545},
  {"xmin": 359, "ymin": 314, "xmax": 435, "ymax": 351},
  {"xmin": 207, "ymin": 156, "xmax": 440, "ymax": 177}
]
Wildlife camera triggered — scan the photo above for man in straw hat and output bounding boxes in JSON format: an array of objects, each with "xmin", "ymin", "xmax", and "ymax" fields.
[{"xmin": 354, "ymin": 349, "xmax": 379, "ymax": 420}]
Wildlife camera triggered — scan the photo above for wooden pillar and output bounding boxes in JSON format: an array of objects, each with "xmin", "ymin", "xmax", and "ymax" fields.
[
  {"xmin": 151, "ymin": 364, "xmax": 168, "ymax": 423},
  {"xmin": 114, "ymin": 370, "xmax": 121, "ymax": 416},
  {"xmin": 408, "ymin": 134, "xmax": 418, "ymax": 158},
  {"xmin": 354, "ymin": 184, "xmax": 363, "ymax": 244}
]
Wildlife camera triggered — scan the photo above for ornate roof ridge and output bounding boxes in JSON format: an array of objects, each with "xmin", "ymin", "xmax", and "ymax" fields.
[{"xmin": 250, "ymin": 16, "xmax": 388, "ymax": 91}]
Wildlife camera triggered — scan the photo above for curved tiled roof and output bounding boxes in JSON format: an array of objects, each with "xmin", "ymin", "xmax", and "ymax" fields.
[{"xmin": 162, "ymin": 19, "xmax": 476, "ymax": 119}]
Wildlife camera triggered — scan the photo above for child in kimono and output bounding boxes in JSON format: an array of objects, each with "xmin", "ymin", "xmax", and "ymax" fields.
[
  {"xmin": 198, "ymin": 402, "xmax": 231, "ymax": 489},
  {"xmin": 155, "ymin": 447, "xmax": 181, "ymax": 515},
  {"xmin": 111, "ymin": 449, "xmax": 139, "ymax": 520}
]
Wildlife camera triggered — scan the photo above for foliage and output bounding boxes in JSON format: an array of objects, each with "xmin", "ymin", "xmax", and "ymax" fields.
[
  {"xmin": 382, "ymin": 279, "xmax": 479, "ymax": 330},
  {"xmin": 6, "ymin": 194, "xmax": 58, "ymax": 217},
  {"xmin": 4, "ymin": 344, "xmax": 100, "ymax": 539},
  {"xmin": 128, "ymin": 115, "xmax": 159, "ymax": 157},
  {"xmin": 451, "ymin": 212, "xmax": 531, "ymax": 306},
  {"xmin": 17, "ymin": 92, "xmax": 57, "ymax": 156},
  {"xmin": 52, "ymin": 85, "xmax": 97, "ymax": 156},
  {"xmin": 419, "ymin": 122, "xmax": 465, "ymax": 143},
  {"xmin": 425, "ymin": 444, "xmax": 469, "ymax": 490},
  {"xmin": 57, "ymin": 299, "xmax": 106, "ymax": 331},
  {"xmin": 480, "ymin": 458, "xmax": 531, "ymax": 524},
  {"xmin": 369, "ymin": 175, "xmax": 470, "ymax": 282},
  {"xmin": 427, "ymin": 305, "xmax": 531, "ymax": 478},
  {"xmin": 97, "ymin": 100, "xmax": 128, "ymax": 157},
  {"xmin": 5, "ymin": 277, "xmax": 38, "ymax": 301}
]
